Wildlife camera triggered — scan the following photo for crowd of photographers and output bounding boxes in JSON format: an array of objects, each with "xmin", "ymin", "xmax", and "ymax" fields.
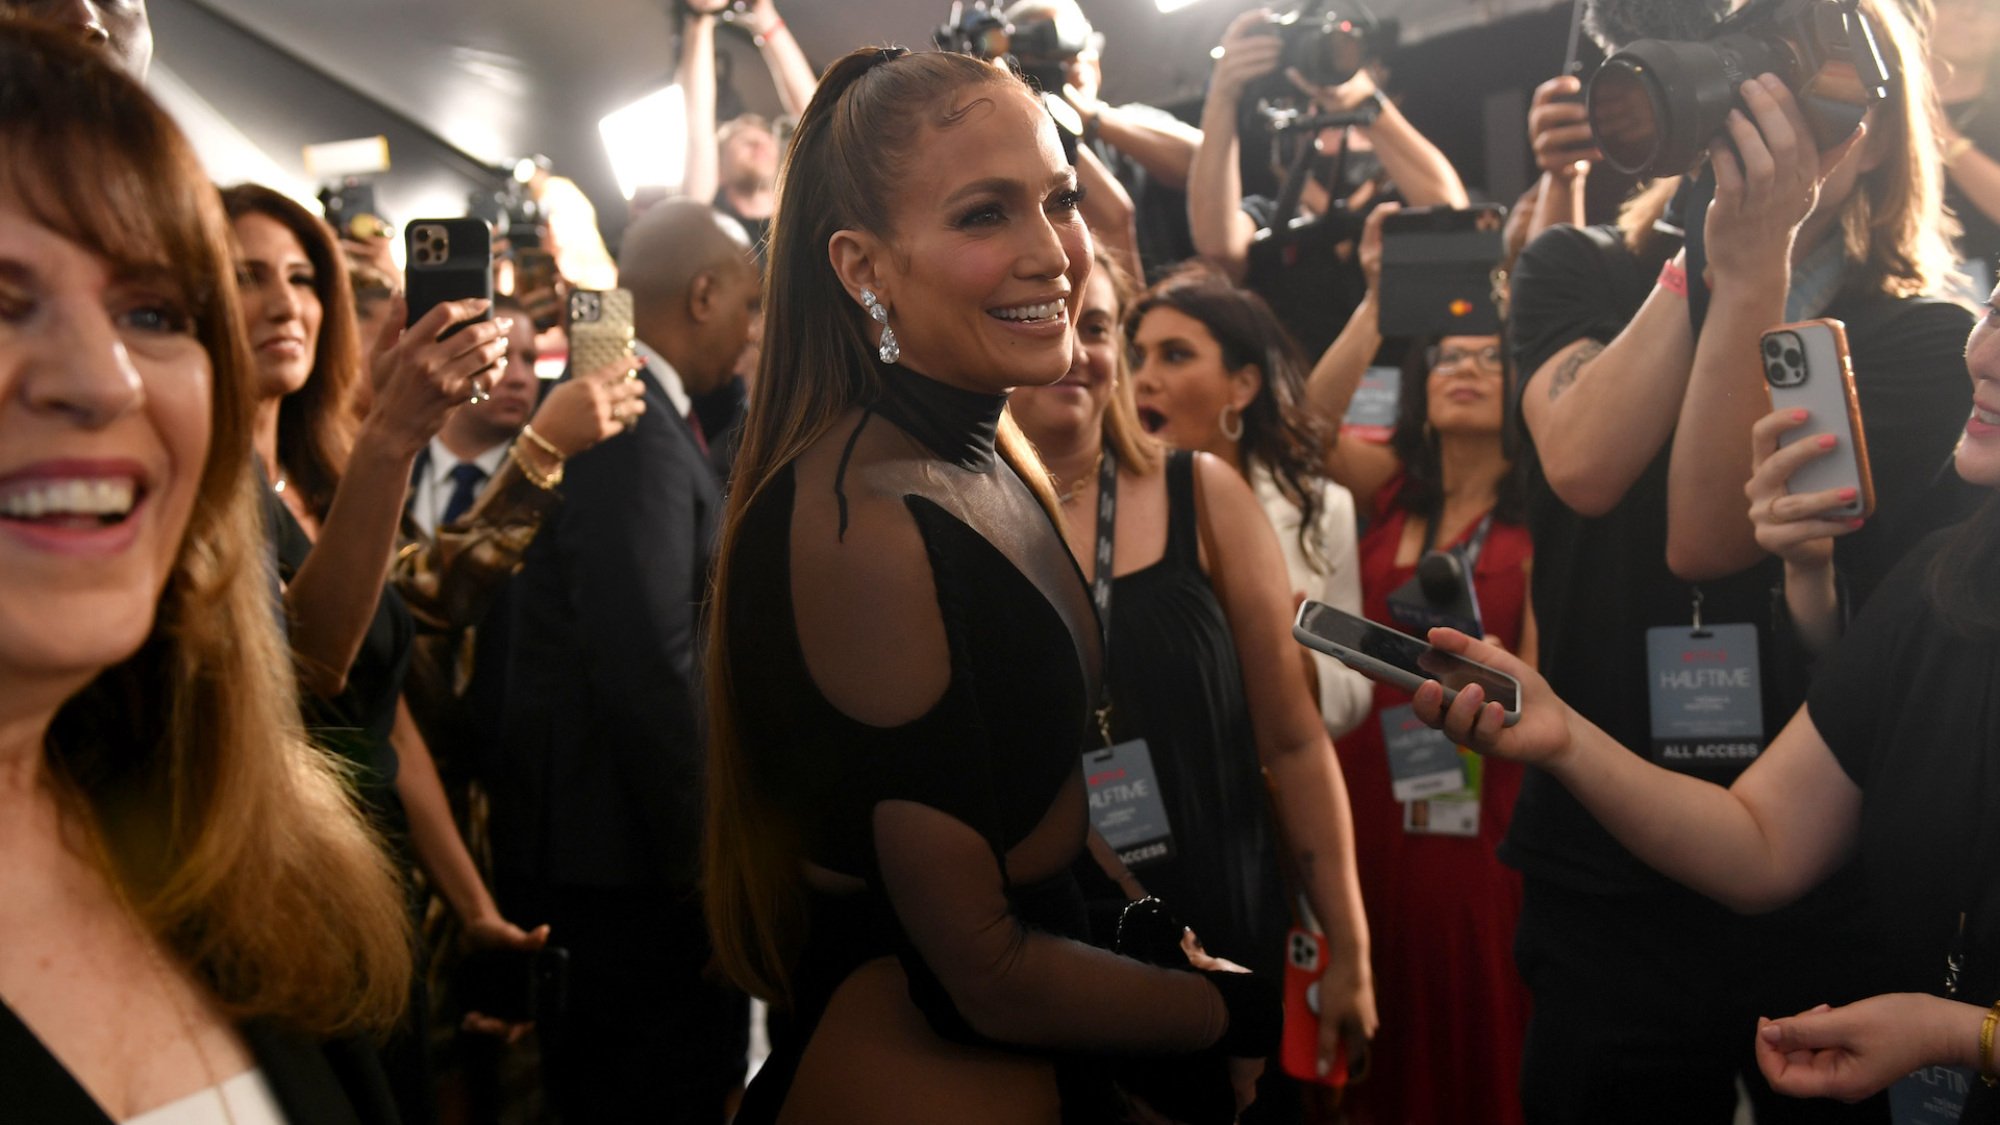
[{"xmin": 10, "ymin": 0, "xmax": 2000, "ymax": 1121}]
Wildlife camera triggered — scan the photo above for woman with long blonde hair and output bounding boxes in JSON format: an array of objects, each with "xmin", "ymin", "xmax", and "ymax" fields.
[{"xmin": 1, "ymin": 21, "xmax": 409, "ymax": 1121}]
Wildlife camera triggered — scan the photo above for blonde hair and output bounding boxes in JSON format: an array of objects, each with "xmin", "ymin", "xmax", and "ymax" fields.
[
  {"xmin": 5, "ymin": 21, "xmax": 412, "ymax": 1037},
  {"xmin": 705, "ymin": 49, "xmax": 1059, "ymax": 1003},
  {"xmin": 1089, "ymin": 249, "xmax": 1164, "ymax": 477}
]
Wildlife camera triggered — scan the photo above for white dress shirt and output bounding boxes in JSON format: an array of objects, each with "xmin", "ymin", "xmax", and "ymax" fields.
[
  {"xmin": 409, "ymin": 435, "xmax": 510, "ymax": 539},
  {"xmin": 1253, "ymin": 467, "xmax": 1373, "ymax": 739}
]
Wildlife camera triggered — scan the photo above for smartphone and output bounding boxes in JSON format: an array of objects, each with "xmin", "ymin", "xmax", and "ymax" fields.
[
  {"xmin": 1377, "ymin": 205, "xmax": 1507, "ymax": 338},
  {"xmin": 1761, "ymin": 319, "xmax": 1874, "ymax": 519},
  {"xmin": 1280, "ymin": 926, "xmax": 1350, "ymax": 1088},
  {"xmin": 1293, "ymin": 600, "xmax": 1522, "ymax": 724},
  {"xmin": 458, "ymin": 945, "xmax": 569, "ymax": 1024},
  {"xmin": 404, "ymin": 218, "xmax": 493, "ymax": 339},
  {"xmin": 567, "ymin": 288, "xmax": 637, "ymax": 377}
]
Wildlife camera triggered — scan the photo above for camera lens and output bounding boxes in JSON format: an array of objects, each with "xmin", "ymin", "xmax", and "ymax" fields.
[
  {"xmin": 1764, "ymin": 339, "xmax": 1783, "ymax": 359},
  {"xmin": 1767, "ymin": 362, "xmax": 1788, "ymax": 385},
  {"xmin": 1784, "ymin": 347, "xmax": 1802, "ymax": 368},
  {"xmin": 1588, "ymin": 33, "xmax": 1778, "ymax": 176}
]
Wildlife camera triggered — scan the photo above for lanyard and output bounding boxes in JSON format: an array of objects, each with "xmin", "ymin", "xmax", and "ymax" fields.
[
  {"xmin": 1089, "ymin": 442, "xmax": 1120, "ymax": 746},
  {"xmin": 1419, "ymin": 509, "xmax": 1495, "ymax": 571}
]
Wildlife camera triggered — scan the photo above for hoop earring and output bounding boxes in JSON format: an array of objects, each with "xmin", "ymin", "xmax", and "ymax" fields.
[
  {"xmin": 1219, "ymin": 403, "xmax": 1245, "ymax": 443},
  {"xmin": 860, "ymin": 288, "xmax": 900, "ymax": 365}
]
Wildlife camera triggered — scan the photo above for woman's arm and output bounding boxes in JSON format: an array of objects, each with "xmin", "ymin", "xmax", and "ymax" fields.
[
  {"xmin": 1193, "ymin": 455, "xmax": 1377, "ymax": 1074},
  {"xmin": 1086, "ymin": 102, "xmax": 1204, "ymax": 191},
  {"xmin": 1744, "ymin": 406, "xmax": 1863, "ymax": 654},
  {"xmin": 745, "ymin": 0, "xmax": 816, "ymax": 118},
  {"xmin": 1665, "ymin": 77, "xmax": 1865, "ymax": 581},
  {"xmin": 1411, "ymin": 630, "xmax": 1863, "ymax": 914},
  {"xmin": 1284, "ymin": 69, "xmax": 1466, "ymax": 210},
  {"xmin": 286, "ymin": 299, "xmax": 503, "ymax": 697},
  {"xmin": 1188, "ymin": 11, "xmax": 1283, "ymax": 283},
  {"xmin": 1304, "ymin": 204, "xmax": 1401, "ymax": 509},
  {"xmin": 679, "ymin": 9, "xmax": 721, "ymax": 204},
  {"xmin": 1757, "ymin": 993, "xmax": 1995, "ymax": 1102},
  {"xmin": 1943, "ymin": 121, "xmax": 2000, "ymax": 234},
  {"xmin": 1076, "ymin": 143, "xmax": 1143, "ymax": 284}
]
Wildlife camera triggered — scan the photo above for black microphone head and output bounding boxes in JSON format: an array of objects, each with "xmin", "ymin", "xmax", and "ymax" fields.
[
  {"xmin": 1415, "ymin": 550, "xmax": 1465, "ymax": 604},
  {"xmin": 1583, "ymin": 0, "xmax": 1729, "ymax": 53}
]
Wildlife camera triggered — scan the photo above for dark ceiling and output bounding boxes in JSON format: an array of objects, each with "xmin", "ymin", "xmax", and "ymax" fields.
[{"xmin": 150, "ymin": 0, "xmax": 1561, "ymax": 248}]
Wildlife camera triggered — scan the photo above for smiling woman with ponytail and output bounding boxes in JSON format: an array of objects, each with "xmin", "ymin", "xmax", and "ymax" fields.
[{"xmin": 705, "ymin": 46, "xmax": 1281, "ymax": 1123}]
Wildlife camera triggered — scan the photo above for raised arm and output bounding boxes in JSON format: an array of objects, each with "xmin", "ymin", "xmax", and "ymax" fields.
[
  {"xmin": 1070, "ymin": 92, "xmax": 1204, "ymax": 191},
  {"xmin": 679, "ymin": 8, "xmax": 721, "ymax": 204},
  {"xmin": 1076, "ymin": 142, "xmax": 1142, "ymax": 284},
  {"xmin": 1188, "ymin": 10, "xmax": 1283, "ymax": 283},
  {"xmin": 1192, "ymin": 455, "xmax": 1377, "ymax": 1074},
  {"xmin": 1410, "ymin": 630, "xmax": 1862, "ymax": 915},
  {"xmin": 1943, "ymin": 120, "xmax": 2000, "ymax": 237},
  {"xmin": 285, "ymin": 299, "xmax": 503, "ymax": 697},
  {"xmin": 744, "ymin": 0, "xmax": 816, "ymax": 118},
  {"xmin": 1666, "ymin": 77, "xmax": 1860, "ymax": 581},
  {"xmin": 1285, "ymin": 69, "xmax": 1467, "ymax": 210},
  {"xmin": 1304, "ymin": 203, "xmax": 1400, "ymax": 510},
  {"xmin": 1517, "ymin": 75, "xmax": 1598, "ymax": 254},
  {"xmin": 1514, "ymin": 237, "xmax": 1695, "ymax": 517}
]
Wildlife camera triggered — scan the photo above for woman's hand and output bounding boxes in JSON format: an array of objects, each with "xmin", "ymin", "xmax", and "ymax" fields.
[
  {"xmin": 1408, "ymin": 628, "xmax": 1574, "ymax": 767},
  {"xmin": 1756, "ymin": 994, "xmax": 1975, "ymax": 1103},
  {"xmin": 1745, "ymin": 407, "xmax": 1865, "ymax": 571},
  {"xmin": 528, "ymin": 355, "xmax": 649, "ymax": 457},
  {"xmin": 1704, "ymin": 75, "xmax": 1864, "ymax": 287},
  {"xmin": 1358, "ymin": 201, "xmax": 1398, "ymax": 294},
  {"xmin": 1528, "ymin": 75, "xmax": 1601, "ymax": 178},
  {"xmin": 363, "ymin": 296, "xmax": 508, "ymax": 458},
  {"xmin": 460, "ymin": 916, "xmax": 553, "ymax": 1045},
  {"xmin": 1316, "ymin": 949, "xmax": 1377, "ymax": 1080},
  {"xmin": 1209, "ymin": 10, "xmax": 1282, "ymax": 104}
]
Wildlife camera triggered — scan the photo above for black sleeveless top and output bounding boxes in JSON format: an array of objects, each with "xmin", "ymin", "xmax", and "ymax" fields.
[
  {"xmin": 726, "ymin": 367, "xmax": 1109, "ymax": 1120},
  {"xmin": 1082, "ymin": 451, "xmax": 1289, "ymax": 977}
]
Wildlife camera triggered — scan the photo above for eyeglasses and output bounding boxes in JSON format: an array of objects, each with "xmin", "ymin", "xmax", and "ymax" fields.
[{"xmin": 1427, "ymin": 344, "xmax": 1505, "ymax": 373}]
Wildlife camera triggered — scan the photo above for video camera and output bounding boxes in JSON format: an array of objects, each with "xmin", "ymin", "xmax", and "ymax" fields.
[
  {"xmin": 933, "ymin": 1, "xmax": 1092, "ymax": 96},
  {"xmin": 1586, "ymin": 0, "xmax": 1891, "ymax": 177}
]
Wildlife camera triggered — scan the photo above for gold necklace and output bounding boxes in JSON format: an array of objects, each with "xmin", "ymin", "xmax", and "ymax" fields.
[
  {"xmin": 136, "ymin": 922, "xmax": 239, "ymax": 1125},
  {"xmin": 1058, "ymin": 451, "xmax": 1104, "ymax": 506}
]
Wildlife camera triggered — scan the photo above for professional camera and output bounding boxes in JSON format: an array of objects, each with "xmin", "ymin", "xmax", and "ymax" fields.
[
  {"xmin": 466, "ymin": 156, "xmax": 550, "ymax": 249},
  {"xmin": 934, "ymin": 0, "xmax": 1090, "ymax": 95},
  {"xmin": 1585, "ymin": 0, "xmax": 1891, "ymax": 177},
  {"xmin": 318, "ymin": 177, "xmax": 390, "ymax": 243},
  {"xmin": 1243, "ymin": 2, "xmax": 1393, "ymax": 106}
]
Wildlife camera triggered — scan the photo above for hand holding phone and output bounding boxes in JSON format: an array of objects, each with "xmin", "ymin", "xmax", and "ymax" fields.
[{"xmin": 1757, "ymin": 319, "xmax": 1874, "ymax": 521}]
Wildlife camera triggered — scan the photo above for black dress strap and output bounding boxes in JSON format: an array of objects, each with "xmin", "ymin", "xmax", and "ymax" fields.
[
  {"xmin": 1161, "ymin": 451, "xmax": 1201, "ymax": 569},
  {"xmin": 0, "ymin": 998, "xmax": 113, "ymax": 1124}
]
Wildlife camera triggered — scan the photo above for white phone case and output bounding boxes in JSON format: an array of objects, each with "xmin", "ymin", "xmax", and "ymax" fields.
[{"xmin": 1762, "ymin": 319, "xmax": 1874, "ymax": 519}]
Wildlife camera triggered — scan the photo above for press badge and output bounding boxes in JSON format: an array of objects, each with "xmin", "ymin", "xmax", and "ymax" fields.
[
  {"xmin": 1084, "ymin": 740, "xmax": 1174, "ymax": 868},
  {"xmin": 1645, "ymin": 622, "xmax": 1763, "ymax": 772},
  {"xmin": 1379, "ymin": 704, "xmax": 1467, "ymax": 801},
  {"xmin": 1405, "ymin": 749, "xmax": 1482, "ymax": 837},
  {"xmin": 1888, "ymin": 1065, "xmax": 1973, "ymax": 1125}
]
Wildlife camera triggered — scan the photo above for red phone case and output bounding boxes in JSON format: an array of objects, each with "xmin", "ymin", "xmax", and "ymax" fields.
[{"xmin": 1280, "ymin": 927, "xmax": 1349, "ymax": 1088}]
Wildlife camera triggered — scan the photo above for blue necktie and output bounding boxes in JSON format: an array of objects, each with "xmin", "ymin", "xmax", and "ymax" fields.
[{"xmin": 441, "ymin": 462, "xmax": 487, "ymax": 526}]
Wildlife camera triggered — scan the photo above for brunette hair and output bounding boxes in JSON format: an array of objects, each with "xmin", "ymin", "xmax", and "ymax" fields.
[
  {"xmin": 1, "ymin": 21, "xmax": 410, "ymax": 1035},
  {"xmin": 704, "ymin": 48, "xmax": 1058, "ymax": 1003},
  {"xmin": 1126, "ymin": 265, "xmax": 1334, "ymax": 569},
  {"xmin": 1389, "ymin": 334, "xmax": 1526, "ymax": 525},
  {"xmin": 219, "ymin": 182, "xmax": 363, "ymax": 520}
]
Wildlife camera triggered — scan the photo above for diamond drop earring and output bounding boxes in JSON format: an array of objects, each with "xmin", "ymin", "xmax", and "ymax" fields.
[{"xmin": 860, "ymin": 287, "xmax": 900, "ymax": 365}]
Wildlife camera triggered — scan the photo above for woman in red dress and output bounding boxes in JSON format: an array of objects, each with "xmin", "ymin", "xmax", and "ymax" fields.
[{"xmin": 1305, "ymin": 207, "xmax": 1534, "ymax": 1123}]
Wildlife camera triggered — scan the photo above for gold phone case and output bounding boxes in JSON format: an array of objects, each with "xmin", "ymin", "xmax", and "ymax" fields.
[{"xmin": 568, "ymin": 288, "xmax": 636, "ymax": 375}]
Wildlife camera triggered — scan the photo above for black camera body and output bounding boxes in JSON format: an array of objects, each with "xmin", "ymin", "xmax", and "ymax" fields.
[
  {"xmin": 934, "ymin": 1, "xmax": 1088, "ymax": 95},
  {"xmin": 1243, "ymin": 3, "xmax": 1392, "ymax": 107},
  {"xmin": 318, "ymin": 177, "xmax": 387, "ymax": 242},
  {"xmin": 1586, "ymin": 0, "xmax": 1891, "ymax": 177}
]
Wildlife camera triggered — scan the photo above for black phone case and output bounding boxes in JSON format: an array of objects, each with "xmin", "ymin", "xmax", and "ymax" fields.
[
  {"xmin": 404, "ymin": 218, "xmax": 493, "ymax": 339},
  {"xmin": 459, "ymin": 946, "xmax": 569, "ymax": 1024}
]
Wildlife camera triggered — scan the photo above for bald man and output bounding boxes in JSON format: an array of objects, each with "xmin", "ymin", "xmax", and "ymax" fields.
[{"xmin": 491, "ymin": 199, "xmax": 756, "ymax": 1123}]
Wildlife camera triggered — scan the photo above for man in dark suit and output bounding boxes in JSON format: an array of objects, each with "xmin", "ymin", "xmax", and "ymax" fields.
[{"xmin": 493, "ymin": 200, "xmax": 758, "ymax": 1122}]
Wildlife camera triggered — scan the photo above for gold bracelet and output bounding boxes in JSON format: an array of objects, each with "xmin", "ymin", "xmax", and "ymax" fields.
[
  {"xmin": 519, "ymin": 423, "xmax": 567, "ymax": 461},
  {"xmin": 1980, "ymin": 1000, "xmax": 2000, "ymax": 1087},
  {"xmin": 507, "ymin": 440, "xmax": 562, "ymax": 491}
]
